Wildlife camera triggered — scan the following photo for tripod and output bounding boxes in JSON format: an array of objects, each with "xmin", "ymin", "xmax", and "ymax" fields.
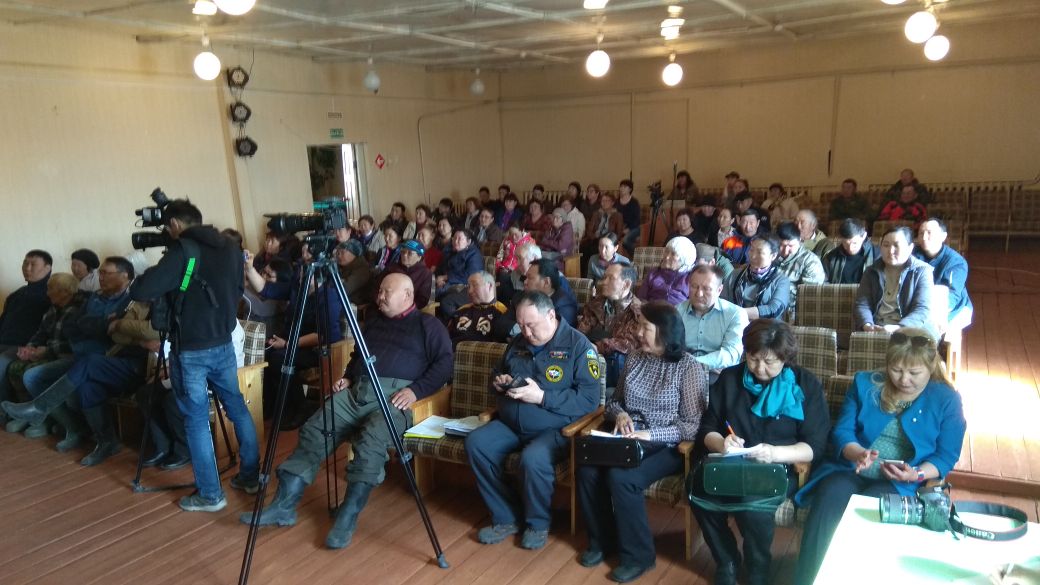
[
  {"xmin": 238, "ymin": 237, "xmax": 448, "ymax": 585},
  {"xmin": 131, "ymin": 333, "xmax": 236, "ymax": 493}
]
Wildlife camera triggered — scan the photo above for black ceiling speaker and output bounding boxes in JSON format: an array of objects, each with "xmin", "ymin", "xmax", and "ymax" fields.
[
  {"xmin": 235, "ymin": 137, "xmax": 258, "ymax": 157},
  {"xmin": 226, "ymin": 66, "xmax": 249, "ymax": 88},
  {"xmin": 229, "ymin": 101, "xmax": 252, "ymax": 124}
]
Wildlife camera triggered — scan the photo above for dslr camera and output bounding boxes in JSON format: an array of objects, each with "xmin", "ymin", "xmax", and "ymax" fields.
[
  {"xmin": 879, "ymin": 484, "xmax": 952, "ymax": 532},
  {"xmin": 131, "ymin": 187, "xmax": 175, "ymax": 250}
]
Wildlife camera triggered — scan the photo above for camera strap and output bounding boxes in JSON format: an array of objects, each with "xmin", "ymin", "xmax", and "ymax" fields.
[{"xmin": 950, "ymin": 501, "xmax": 1029, "ymax": 541}]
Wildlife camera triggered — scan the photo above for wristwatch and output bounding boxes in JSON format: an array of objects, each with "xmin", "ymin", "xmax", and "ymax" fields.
[{"xmin": 915, "ymin": 467, "xmax": 926, "ymax": 482}]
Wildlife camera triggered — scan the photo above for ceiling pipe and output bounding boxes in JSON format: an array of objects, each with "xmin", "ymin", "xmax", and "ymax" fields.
[{"xmin": 707, "ymin": 0, "xmax": 799, "ymax": 39}]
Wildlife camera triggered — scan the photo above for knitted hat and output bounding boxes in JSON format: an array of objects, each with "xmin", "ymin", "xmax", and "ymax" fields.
[
  {"xmin": 71, "ymin": 248, "xmax": 100, "ymax": 270},
  {"xmin": 337, "ymin": 239, "xmax": 364, "ymax": 257},
  {"xmin": 400, "ymin": 239, "xmax": 425, "ymax": 256}
]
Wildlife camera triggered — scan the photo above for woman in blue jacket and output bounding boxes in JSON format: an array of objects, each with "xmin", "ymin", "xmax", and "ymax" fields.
[{"xmin": 792, "ymin": 327, "xmax": 966, "ymax": 585}]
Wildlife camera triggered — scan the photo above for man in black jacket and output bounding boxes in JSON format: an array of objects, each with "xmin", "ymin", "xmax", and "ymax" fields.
[
  {"xmin": 130, "ymin": 199, "xmax": 259, "ymax": 513},
  {"xmin": 0, "ymin": 250, "xmax": 52, "ymax": 423}
]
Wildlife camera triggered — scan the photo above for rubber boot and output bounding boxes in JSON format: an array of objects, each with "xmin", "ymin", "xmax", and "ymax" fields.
[
  {"xmin": 2, "ymin": 375, "xmax": 78, "ymax": 426},
  {"xmin": 80, "ymin": 406, "xmax": 121, "ymax": 466},
  {"xmin": 238, "ymin": 471, "xmax": 307, "ymax": 527},
  {"xmin": 325, "ymin": 481, "xmax": 375, "ymax": 549},
  {"xmin": 51, "ymin": 404, "xmax": 86, "ymax": 453}
]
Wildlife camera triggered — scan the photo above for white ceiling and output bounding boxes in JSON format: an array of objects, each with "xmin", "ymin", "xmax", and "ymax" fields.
[{"xmin": 1, "ymin": 0, "xmax": 1036, "ymax": 69}]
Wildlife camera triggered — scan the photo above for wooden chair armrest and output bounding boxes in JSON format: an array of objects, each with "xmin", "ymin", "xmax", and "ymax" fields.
[
  {"xmin": 794, "ymin": 462, "xmax": 811, "ymax": 487},
  {"xmin": 578, "ymin": 414, "xmax": 606, "ymax": 436},
  {"xmin": 478, "ymin": 407, "xmax": 498, "ymax": 422},
  {"xmin": 237, "ymin": 361, "xmax": 268, "ymax": 373},
  {"xmin": 409, "ymin": 385, "xmax": 451, "ymax": 423},
  {"xmin": 678, "ymin": 441, "xmax": 696, "ymax": 474},
  {"xmin": 562, "ymin": 406, "xmax": 604, "ymax": 438}
]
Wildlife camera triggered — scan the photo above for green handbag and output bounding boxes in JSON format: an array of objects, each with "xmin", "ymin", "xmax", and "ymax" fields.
[{"xmin": 687, "ymin": 457, "xmax": 790, "ymax": 514}]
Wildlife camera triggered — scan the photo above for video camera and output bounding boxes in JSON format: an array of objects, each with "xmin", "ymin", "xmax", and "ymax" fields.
[
  {"xmin": 265, "ymin": 199, "xmax": 349, "ymax": 258},
  {"xmin": 648, "ymin": 181, "xmax": 664, "ymax": 210},
  {"xmin": 131, "ymin": 187, "xmax": 175, "ymax": 250}
]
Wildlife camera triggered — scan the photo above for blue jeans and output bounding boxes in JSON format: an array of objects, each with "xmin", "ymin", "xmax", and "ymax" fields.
[
  {"xmin": 0, "ymin": 346, "xmax": 17, "ymax": 403},
  {"xmin": 170, "ymin": 341, "xmax": 259, "ymax": 502},
  {"xmin": 23, "ymin": 357, "xmax": 76, "ymax": 399},
  {"xmin": 622, "ymin": 226, "xmax": 641, "ymax": 255}
]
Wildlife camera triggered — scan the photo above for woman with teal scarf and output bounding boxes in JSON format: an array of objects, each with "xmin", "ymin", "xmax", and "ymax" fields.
[{"xmin": 690, "ymin": 319, "xmax": 830, "ymax": 585}]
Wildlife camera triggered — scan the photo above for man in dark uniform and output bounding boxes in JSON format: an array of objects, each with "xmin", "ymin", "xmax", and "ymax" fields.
[
  {"xmin": 466, "ymin": 291, "xmax": 600, "ymax": 550},
  {"xmin": 241, "ymin": 273, "xmax": 453, "ymax": 550}
]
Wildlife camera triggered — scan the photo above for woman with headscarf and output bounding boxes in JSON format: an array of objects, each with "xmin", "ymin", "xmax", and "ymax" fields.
[{"xmin": 637, "ymin": 236, "xmax": 698, "ymax": 305}]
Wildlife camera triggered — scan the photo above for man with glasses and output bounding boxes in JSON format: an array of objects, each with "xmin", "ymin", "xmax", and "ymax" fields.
[{"xmin": 678, "ymin": 265, "xmax": 748, "ymax": 382}]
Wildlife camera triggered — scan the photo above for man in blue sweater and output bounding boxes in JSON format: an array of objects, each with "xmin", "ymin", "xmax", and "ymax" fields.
[
  {"xmin": 241, "ymin": 273, "xmax": 453, "ymax": 550},
  {"xmin": 914, "ymin": 218, "xmax": 973, "ymax": 330},
  {"xmin": 0, "ymin": 250, "xmax": 52, "ymax": 421}
]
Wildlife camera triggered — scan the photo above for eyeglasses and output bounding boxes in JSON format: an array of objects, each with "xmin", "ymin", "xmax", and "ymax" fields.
[{"xmin": 889, "ymin": 332, "xmax": 934, "ymax": 348}]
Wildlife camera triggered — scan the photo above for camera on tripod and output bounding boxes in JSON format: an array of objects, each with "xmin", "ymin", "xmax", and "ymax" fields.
[
  {"xmin": 265, "ymin": 199, "xmax": 348, "ymax": 235},
  {"xmin": 648, "ymin": 181, "xmax": 664, "ymax": 209},
  {"xmin": 131, "ymin": 188, "xmax": 175, "ymax": 250},
  {"xmin": 879, "ymin": 484, "xmax": 952, "ymax": 531}
]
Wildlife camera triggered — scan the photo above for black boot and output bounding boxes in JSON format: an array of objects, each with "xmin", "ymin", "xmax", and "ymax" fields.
[
  {"xmin": 325, "ymin": 481, "xmax": 375, "ymax": 549},
  {"xmin": 2, "ymin": 375, "xmax": 78, "ymax": 426},
  {"xmin": 81, "ymin": 406, "xmax": 121, "ymax": 466},
  {"xmin": 238, "ymin": 471, "xmax": 307, "ymax": 527},
  {"xmin": 50, "ymin": 405, "xmax": 86, "ymax": 453}
]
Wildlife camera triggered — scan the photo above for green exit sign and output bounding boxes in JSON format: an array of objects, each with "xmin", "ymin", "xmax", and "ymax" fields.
[{"xmin": 329, "ymin": 128, "xmax": 344, "ymax": 139}]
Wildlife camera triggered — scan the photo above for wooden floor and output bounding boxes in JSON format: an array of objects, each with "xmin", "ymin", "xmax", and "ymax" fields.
[{"xmin": 3, "ymin": 238, "xmax": 1040, "ymax": 585}]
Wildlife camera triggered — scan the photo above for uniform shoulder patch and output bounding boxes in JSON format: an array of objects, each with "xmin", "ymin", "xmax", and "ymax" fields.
[
  {"xmin": 587, "ymin": 360, "xmax": 601, "ymax": 380},
  {"xmin": 545, "ymin": 365, "xmax": 564, "ymax": 383},
  {"xmin": 585, "ymin": 348, "xmax": 597, "ymax": 359}
]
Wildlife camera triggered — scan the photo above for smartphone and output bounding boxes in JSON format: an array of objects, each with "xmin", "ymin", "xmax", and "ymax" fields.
[
  {"xmin": 507, "ymin": 377, "xmax": 528, "ymax": 389},
  {"xmin": 880, "ymin": 459, "xmax": 906, "ymax": 466}
]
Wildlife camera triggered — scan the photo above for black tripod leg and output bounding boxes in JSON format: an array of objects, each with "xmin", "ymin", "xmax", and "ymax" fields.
[
  {"xmin": 313, "ymin": 280, "xmax": 341, "ymax": 516},
  {"xmin": 212, "ymin": 393, "xmax": 237, "ymax": 474}
]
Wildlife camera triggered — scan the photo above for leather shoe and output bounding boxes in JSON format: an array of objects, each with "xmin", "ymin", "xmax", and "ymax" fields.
[
  {"xmin": 579, "ymin": 549, "xmax": 604, "ymax": 567},
  {"xmin": 141, "ymin": 450, "xmax": 168, "ymax": 467},
  {"xmin": 608, "ymin": 563, "xmax": 655, "ymax": 583},
  {"xmin": 160, "ymin": 453, "xmax": 191, "ymax": 470}
]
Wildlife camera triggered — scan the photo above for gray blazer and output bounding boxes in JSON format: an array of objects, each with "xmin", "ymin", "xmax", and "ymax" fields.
[{"xmin": 853, "ymin": 256, "xmax": 936, "ymax": 337}]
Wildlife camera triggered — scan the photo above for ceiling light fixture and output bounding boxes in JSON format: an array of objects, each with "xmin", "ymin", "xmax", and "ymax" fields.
[
  {"xmin": 880, "ymin": 0, "xmax": 906, "ymax": 5},
  {"xmin": 470, "ymin": 68, "xmax": 485, "ymax": 96},
  {"xmin": 904, "ymin": 10, "xmax": 938, "ymax": 44},
  {"xmin": 192, "ymin": 0, "xmax": 218, "ymax": 16},
  {"xmin": 667, "ymin": 5, "xmax": 683, "ymax": 17},
  {"xmin": 585, "ymin": 34, "xmax": 610, "ymax": 78},
  {"xmin": 193, "ymin": 36, "xmax": 221, "ymax": 81},
  {"xmin": 923, "ymin": 34, "xmax": 950, "ymax": 60},
  {"xmin": 662, "ymin": 53, "xmax": 683, "ymax": 87},
  {"xmin": 583, "ymin": 0, "xmax": 609, "ymax": 9},
  {"xmin": 363, "ymin": 58, "xmax": 381, "ymax": 94},
  {"xmin": 213, "ymin": 0, "xmax": 255, "ymax": 16},
  {"xmin": 660, "ymin": 17, "xmax": 684, "ymax": 40}
]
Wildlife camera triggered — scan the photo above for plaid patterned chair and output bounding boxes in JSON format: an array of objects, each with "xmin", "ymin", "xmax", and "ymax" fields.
[
  {"xmin": 774, "ymin": 374, "xmax": 855, "ymax": 528},
  {"xmin": 795, "ymin": 284, "xmax": 858, "ymax": 351},
  {"xmin": 484, "ymin": 255, "xmax": 496, "ymax": 274},
  {"xmin": 847, "ymin": 331, "xmax": 890, "ymax": 374},
  {"xmin": 791, "ymin": 326, "xmax": 838, "ymax": 383},
  {"xmin": 567, "ymin": 277, "xmax": 594, "ymax": 305},
  {"xmin": 404, "ymin": 341, "xmax": 608, "ymax": 534},
  {"xmin": 632, "ymin": 246, "xmax": 665, "ymax": 283},
  {"xmin": 870, "ymin": 220, "xmax": 914, "ymax": 237}
]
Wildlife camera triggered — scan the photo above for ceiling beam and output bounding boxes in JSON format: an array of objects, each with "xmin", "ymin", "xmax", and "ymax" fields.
[{"xmin": 706, "ymin": 0, "xmax": 799, "ymax": 39}]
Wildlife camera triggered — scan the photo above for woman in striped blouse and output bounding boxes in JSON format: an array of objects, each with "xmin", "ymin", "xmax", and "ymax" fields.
[{"xmin": 576, "ymin": 301, "xmax": 709, "ymax": 583}]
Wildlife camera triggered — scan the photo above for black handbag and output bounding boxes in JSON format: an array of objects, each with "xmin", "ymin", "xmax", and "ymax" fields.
[
  {"xmin": 687, "ymin": 457, "xmax": 790, "ymax": 514},
  {"xmin": 575, "ymin": 435, "xmax": 645, "ymax": 468}
]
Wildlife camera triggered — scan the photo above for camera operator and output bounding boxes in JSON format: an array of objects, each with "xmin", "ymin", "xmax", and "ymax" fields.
[{"xmin": 130, "ymin": 199, "xmax": 259, "ymax": 512}]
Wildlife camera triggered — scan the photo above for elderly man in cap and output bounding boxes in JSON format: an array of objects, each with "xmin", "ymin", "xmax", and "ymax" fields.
[
  {"xmin": 576, "ymin": 262, "xmax": 642, "ymax": 388},
  {"xmin": 335, "ymin": 239, "xmax": 373, "ymax": 301},
  {"xmin": 384, "ymin": 239, "xmax": 433, "ymax": 309},
  {"xmin": 449, "ymin": 271, "xmax": 508, "ymax": 346}
]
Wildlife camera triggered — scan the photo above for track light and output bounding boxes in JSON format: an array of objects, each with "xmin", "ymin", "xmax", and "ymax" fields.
[{"xmin": 235, "ymin": 137, "xmax": 258, "ymax": 157}]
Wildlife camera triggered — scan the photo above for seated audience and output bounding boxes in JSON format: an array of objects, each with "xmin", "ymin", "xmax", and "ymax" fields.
[
  {"xmin": 884, "ymin": 168, "xmax": 932, "ymax": 205},
  {"xmin": 722, "ymin": 236, "xmax": 792, "ymax": 320},
  {"xmin": 828, "ymin": 178, "xmax": 873, "ymax": 223},
  {"xmin": 559, "ymin": 195, "xmax": 586, "ymax": 241},
  {"xmin": 853, "ymin": 226, "xmax": 936, "ymax": 337},
  {"xmin": 448, "ymin": 271, "xmax": 508, "ymax": 346},
  {"xmin": 70, "ymin": 249, "xmax": 101, "ymax": 292},
  {"xmin": 793, "ymin": 329, "xmax": 965, "ymax": 585},
  {"xmin": 497, "ymin": 192, "xmax": 524, "ymax": 231},
  {"xmin": 416, "ymin": 226, "xmax": 442, "ymax": 271},
  {"xmin": 408, "ymin": 204, "xmax": 434, "ymax": 241},
  {"xmin": 690, "ymin": 319, "xmax": 829, "ymax": 585},
  {"xmin": 495, "ymin": 226, "xmax": 534, "ymax": 274},
  {"xmin": 354, "ymin": 215, "xmax": 385, "ymax": 261},
  {"xmin": 670, "ymin": 169, "xmax": 699, "ymax": 204},
  {"xmin": 434, "ymin": 197, "xmax": 457, "ymax": 225},
  {"xmin": 434, "ymin": 217, "xmax": 455, "ymax": 252},
  {"xmin": 587, "ymin": 232, "xmax": 631, "ymax": 284},
  {"xmin": 243, "ymin": 257, "xmax": 291, "ymax": 331},
  {"xmin": 524, "ymin": 258, "xmax": 578, "ymax": 325},
  {"xmin": 462, "ymin": 196, "xmax": 481, "ymax": 232},
  {"xmin": 577, "ymin": 302, "xmax": 708, "ymax": 583},
  {"xmin": 733, "ymin": 188, "xmax": 771, "ymax": 234},
  {"xmin": 530, "ymin": 183, "xmax": 546, "ymax": 202},
  {"xmin": 914, "ymin": 218, "xmax": 973, "ymax": 330},
  {"xmin": 332, "ymin": 239, "xmax": 374, "ymax": 301},
  {"xmin": 577, "ymin": 183, "xmax": 602, "ymax": 222},
  {"xmin": 823, "ymin": 219, "xmax": 877, "ymax": 284},
  {"xmin": 384, "ymin": 239, "xmax": 433, "ymax": 310},
  {"xmin": 522, "ymin": 199, "xmax": 552, "ymax": 241},
  {"xmin": 474, "ymin": 207, "xmax": 505, "ymax": 252},
  {"xmin": 436, "ymin": 228, "xmax": 484, "ymax": 319},
  {"xmin": 720, "ymin": 171, "xmax": 741, "ymax": 208},
  {"xmin": 0, "ymin": 249, "xmax": 53, "ymax": 421},
  {"xmin": 373, "ymin": 225, "xmax": 402, "ymax": 274},
  {"xmin": 877, "ymin": 185, "xmax": 928, "ymax": 226},
  {"xmin": 721, "ymin": 209, "xmax": 764, "ymax": 265},
  {"xmin": 667, "ymin": 209, "xmax": 702, "ymax": 245},
  {"xmin": 762, "ymin": 183, "xmax": 799, "ymax": 227},
  {"xmin": 581, "ymin": 192, "xmax": 626, "ymax": 274},
  {"xmin": 466, "ymin": 291, "xmax": 599, "ymax": 551},
  {"xmin": 694, "ymin": 243, "xmax": 735, "ymax": 279},
  {"xmin": 638, "ymin": 236, "xmax": 697, "ymax": 305},
  {"xmin": 539, "ymin": 208, "xmax": 575, "ymax": 265},
  {"xmin": 253, "ymin": 231, "xmax": 295, "ymax": 272},
  {"xmin": 709, "ymin": 207, "xmax": 737, "ymax": 248},
  {"xmin": 678, "ymin": 265, "xmax": 749, "ymax": 379},
  {"xmin": 479, "ymin": 186, "xmax": 502, "ymax": 220},
  {"xmin": 691, "ymin": 196, "xmax": 718, "ymax": 241},
  {"xmin": 616, "ymin": 180, "xmax": 642, "ymax": 255},
  {"xmin": 795, "ymin": 210, "xmax": 833, "ymax": 257},
  {"xmin": 776, "ymin": 222, "xmax": 826, "ymax": 320},
  {"xmin": 379, "ymin": 202, "xmax": 411, "ymax": 239},
  {"xmin": 241, "ymin": 274, "xmax": 452, "ymax": 550},
  {"xmin": 577, "ymin": 263, "xmax": 643, "ymax": 388}
]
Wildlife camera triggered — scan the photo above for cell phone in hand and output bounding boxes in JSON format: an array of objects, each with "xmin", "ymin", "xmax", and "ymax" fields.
[
  {"xmin": 507, "ymin": 377, "xmax": 528, "ymax": 389},
  {"xmin": 880, "ymin": 459, "xmax": 906, "ymax": 466}
]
